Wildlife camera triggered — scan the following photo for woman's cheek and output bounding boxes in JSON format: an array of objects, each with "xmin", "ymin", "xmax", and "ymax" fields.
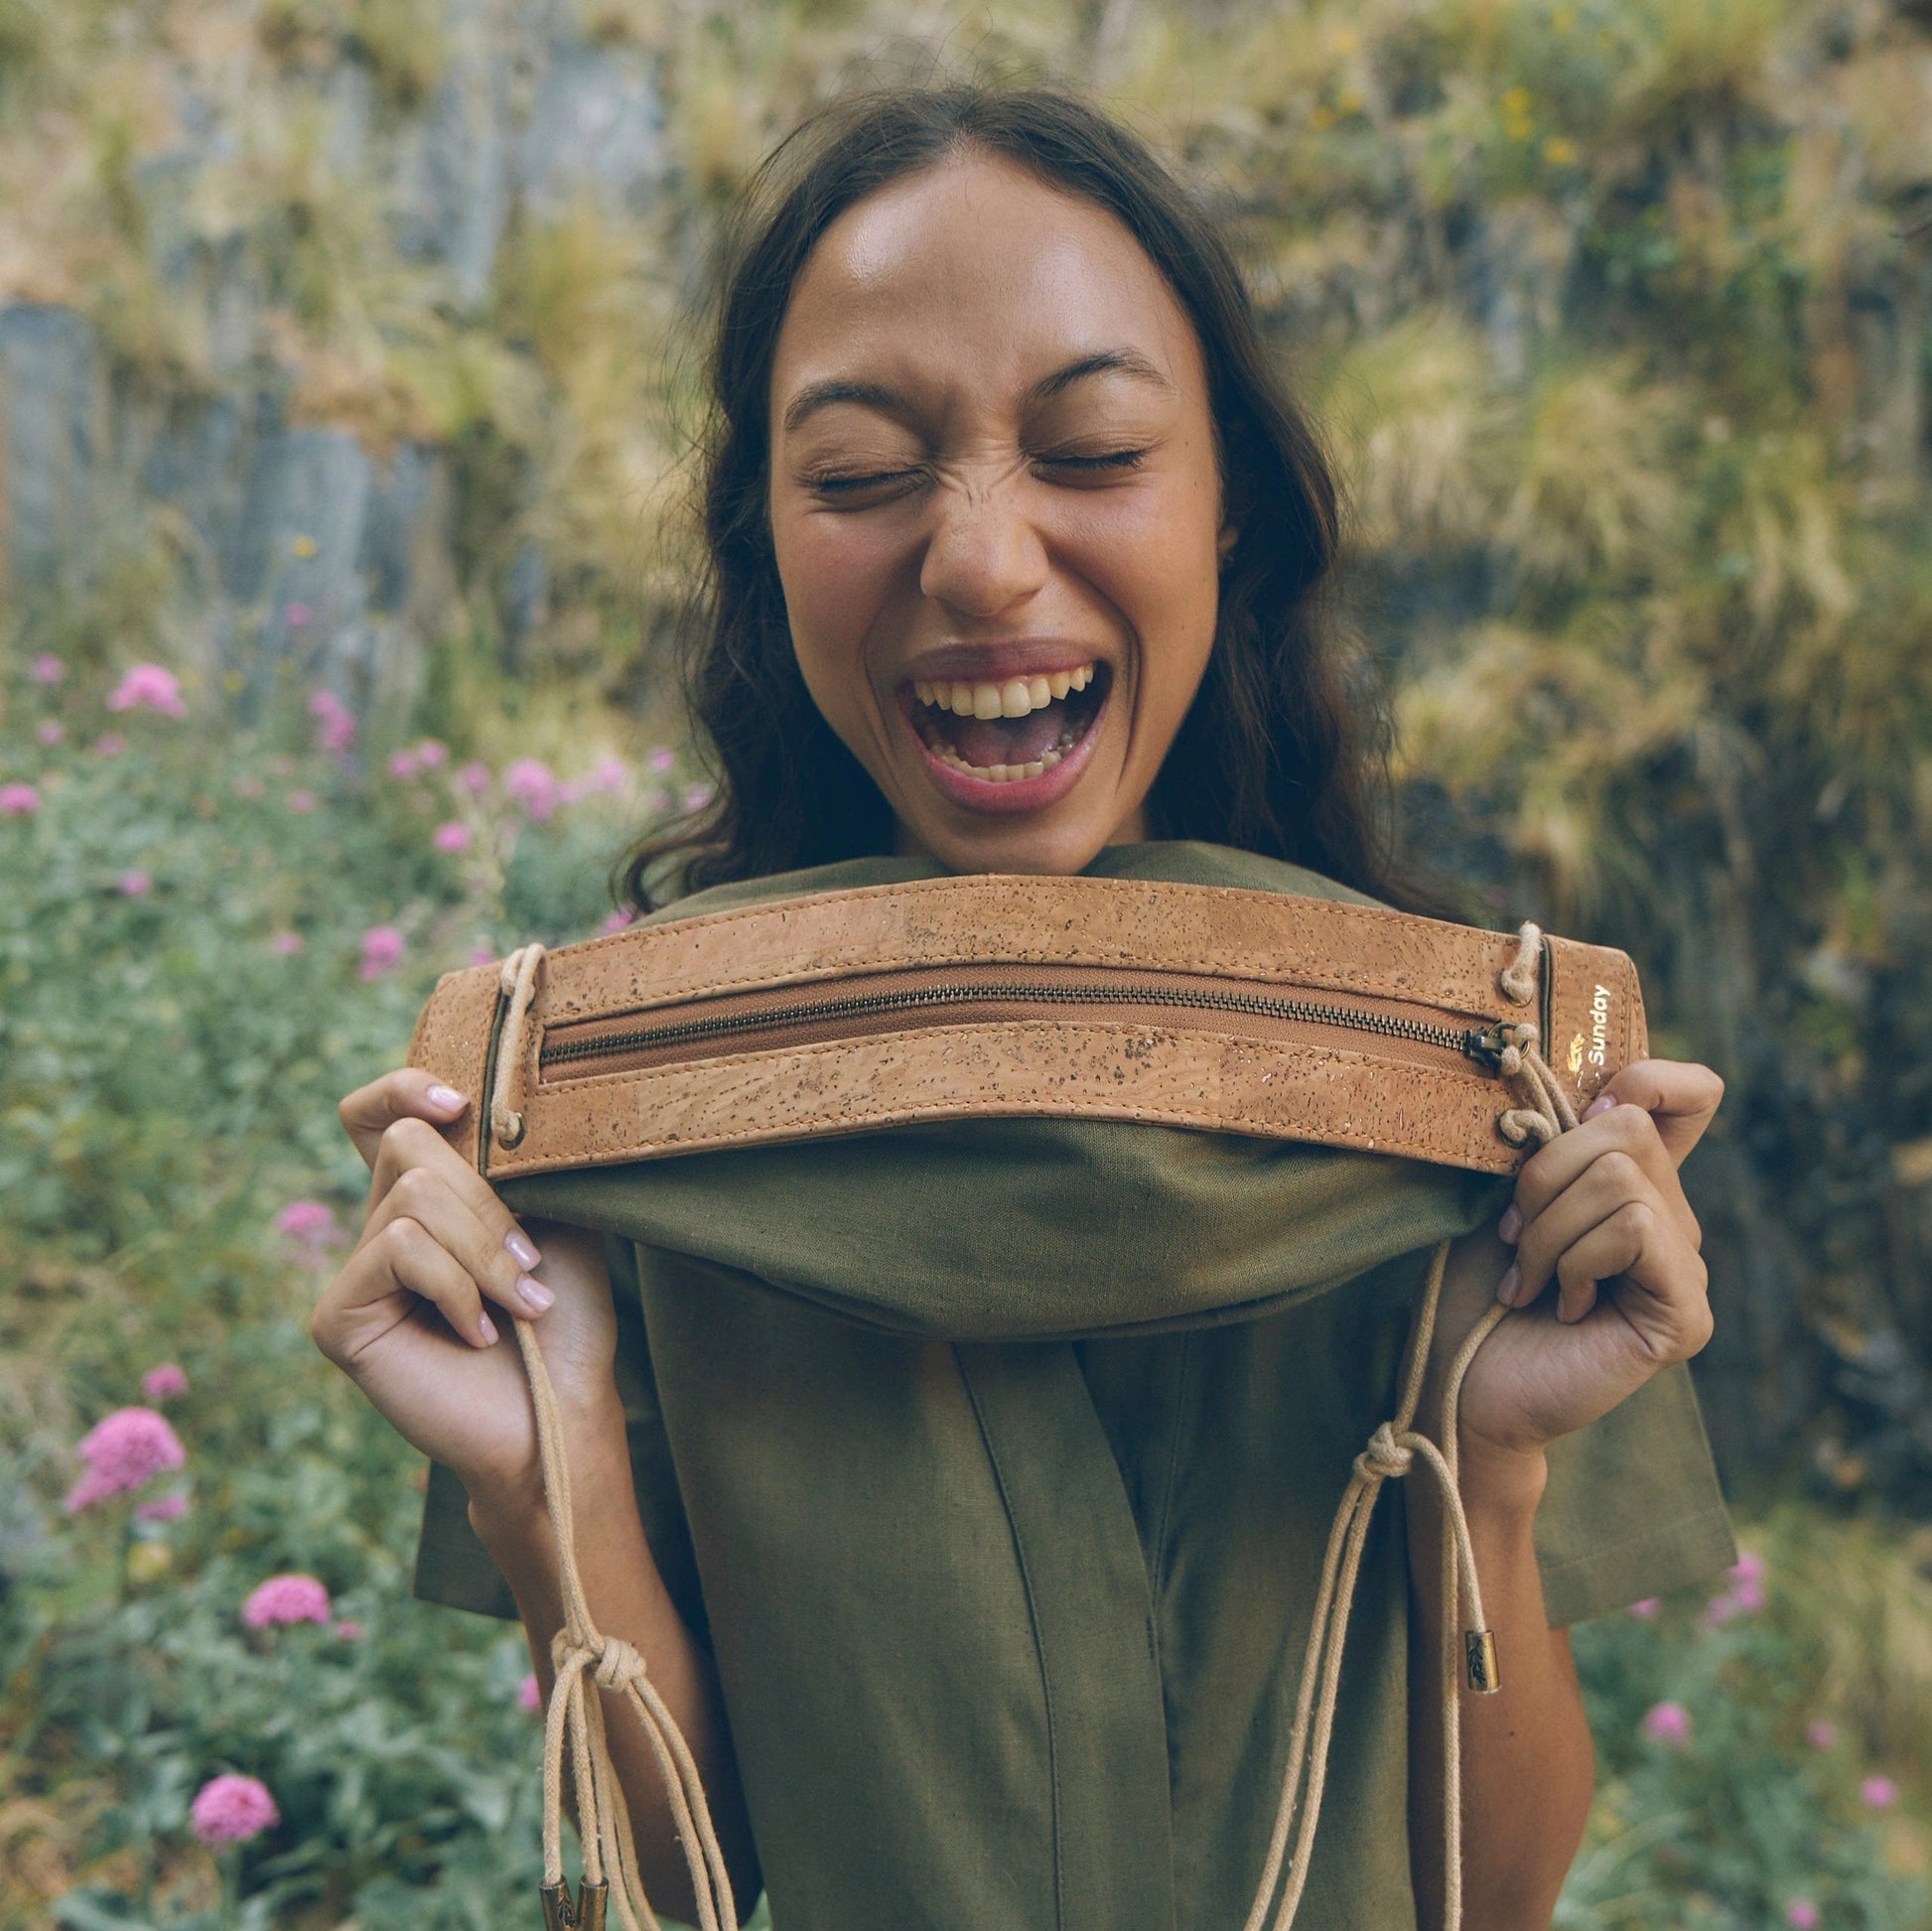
[
  {"xmin": 775, "ymin": 511, "xmax": 905, "ymax": 696},
  {"xmin": 1057, "ymin": 489, "xmax": 1219, "ymax": 712}
]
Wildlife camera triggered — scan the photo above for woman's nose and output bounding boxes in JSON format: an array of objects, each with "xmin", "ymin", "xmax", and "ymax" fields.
[{"xmin": 917, "ymin": 480, "xmax": 1050, "ymax": 621}]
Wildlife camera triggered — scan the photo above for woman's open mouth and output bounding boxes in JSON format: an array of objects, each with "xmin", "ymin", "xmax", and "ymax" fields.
[{"xmin": 901, "ymin": 661, "xmax": 1109, "ymax": 812}]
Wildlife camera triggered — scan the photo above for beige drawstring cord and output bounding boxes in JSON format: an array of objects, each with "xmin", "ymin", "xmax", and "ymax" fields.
[
  {"xmin": 516, "ymin": 1246, "xmax": 738, "ymax": 1931},
  {"xmin": 1240, "ymin": 921, "xmax": 1578, "ymax": 1931},
  {"xmin": 487, "ymin": 938, "xmax": 736, "ymax": 1931},
  {"xmin": 486, "ymin": 922, "xmax": 1580, "ymax": 1931}
]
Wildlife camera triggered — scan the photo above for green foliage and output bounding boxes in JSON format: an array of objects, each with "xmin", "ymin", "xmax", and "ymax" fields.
[
  {"xmin": 0, "ymin": 655, "xmax": 700, "ymax": 1925},
  {"xmin": 1563, "ymin": 1519, "xmax": 1929, "ymax": 1927}
]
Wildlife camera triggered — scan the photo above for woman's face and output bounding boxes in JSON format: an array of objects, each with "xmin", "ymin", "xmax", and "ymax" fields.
[{"xmin": 767, "ymin": 150, "xmax": 1233, "ymax": 876}]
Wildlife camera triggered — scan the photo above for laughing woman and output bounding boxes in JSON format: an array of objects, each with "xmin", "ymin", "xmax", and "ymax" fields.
[{"xmin": 312, "ymin": 87, "xmax": 1732, "ymax": 1931}]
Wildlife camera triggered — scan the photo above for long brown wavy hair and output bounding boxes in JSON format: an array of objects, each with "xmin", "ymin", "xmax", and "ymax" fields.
[{"xmin": 617, "ymin": 84, "xmax": 1437, "ymax": 915}]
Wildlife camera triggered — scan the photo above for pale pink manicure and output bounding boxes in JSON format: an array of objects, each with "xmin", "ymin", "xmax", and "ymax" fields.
[
  {"xmin": 504, "ymin": 1228, "xmax": 540, "ymax": 1269},
  {"xmin": 1584, "ymin": 1093, "xmax": 1617, "ymax": 1120},
  {"xmin": 426, "ymin": 1083, "xmax": 467, "ymax": 1110},
  {"xmin": 1497, "ymin": 1203, "xmax": 1522, "ymax": 1243}
]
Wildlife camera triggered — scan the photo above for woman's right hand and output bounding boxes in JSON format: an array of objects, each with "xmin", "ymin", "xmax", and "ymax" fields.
[{"xmin": 311, "ymin": 1070, "xmax": 622, "ymax": 1510}]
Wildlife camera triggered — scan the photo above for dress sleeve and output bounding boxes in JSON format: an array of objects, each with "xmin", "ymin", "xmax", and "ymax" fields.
[
  {"xmin": 1533, "ymin": 1359, "xmax": 1737, "ymax": 1626},
  {"xmin": 409, "ymin": 1232, "xmax": 706, "ymax": 1644}
]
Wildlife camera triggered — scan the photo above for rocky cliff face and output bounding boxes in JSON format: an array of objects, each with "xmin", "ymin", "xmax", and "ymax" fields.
[{"xmin": 0, "ymin": 0, "xmax": 672, "ymax": 721}]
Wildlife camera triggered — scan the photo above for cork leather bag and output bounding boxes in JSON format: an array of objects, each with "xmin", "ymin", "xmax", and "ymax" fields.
[{"xmin": 406, "ymin": 873, "xmax": 1647, "ymax": 1182}]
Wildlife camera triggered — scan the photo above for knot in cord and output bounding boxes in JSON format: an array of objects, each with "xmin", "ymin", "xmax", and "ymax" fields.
[
  {"xmin": 549, "ymin": 1628, "xmax": 650, "ymax": 1694},
  {"xmin": 591, "ymin": 1636, "xmax": 648, "ymax": 1694},
  {"xmin": 1354, "ymin": 1422, "xmax": 1415, "ymax": 1481}
]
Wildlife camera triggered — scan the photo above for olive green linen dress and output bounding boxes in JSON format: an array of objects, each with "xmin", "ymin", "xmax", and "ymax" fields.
[{"xmin": 411, "ymin": 841, "xmax": 1735, "ymax": 1930}]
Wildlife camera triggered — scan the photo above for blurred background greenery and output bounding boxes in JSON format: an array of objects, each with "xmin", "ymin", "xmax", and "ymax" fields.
[{"xmin": 1, "ymin": 0, "xmax": 1930, "ymax": 1924}]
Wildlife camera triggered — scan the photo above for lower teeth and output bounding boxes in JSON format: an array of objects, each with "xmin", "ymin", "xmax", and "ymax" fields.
[{"xmin": 921, "ymin": 720, "xmax": 1079, "ymax": 783}]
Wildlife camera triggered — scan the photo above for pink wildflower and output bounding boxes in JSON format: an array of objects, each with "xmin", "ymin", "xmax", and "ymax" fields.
[
  {"xmin": 518, "ymin": 1673, "xmax": 542, "ymax": 1714},
  {"xmin": 415, "ymin": 739, "xmax": 448, "ymax": 767},
  {"xmin": 276, "ymin": 1199, "xmax": 339, "ymax": 1247},
  {"xmin": 142, "ymin": 1363, "xmax": 189, "ymax": 1402},
  {"xmin": 1627, "ymin": 1597, "xmax": 1660, "ymax": 1619},
  {"xmin": 64, "ymin": 1407, "xmax": 186, "ymax": 1512},
  {"xmin": 646, "ymin": 746, "xmax": 674, "ymax": 773},
  {"xmin": 359, "ymin": 924, "xmax": 404, "ymax": 979},
  {"xmin": 1807, "ymin": 1720, "xmax": 1838, "ymax": 1749},
  {"xmin": 190, "ymin": 1773, "xmax": 279, "ymax": 1848},
  {"xmin": 308, "ymin": 690, "xmax": 354, "ymax": 755},
  {"xmin": 137, "ymin": 1492, "xmax": 189, "ymax": 1523},
  {"xmin": 601, "ymin": 908, "xmax": 635, "ymax": 934},
  {"xmin": 119, "ymin": 870, "xmax": 152, "ymax": 897},
  {"xmin": 91, "ymin": 733, "xmax": 126, "ymax": 757},
  {"xmin": 589, "ymin": 756, "xmax": 627, "ymax": 793},
  {"xmin": 559, "ymin": 777, "xmax": 587, "ymax": 805},
  {"xmin": 433, "ymin": 821, "xmax": 472, "ymax": 854},
  {"xmin": 333, "ymin": 1619, "xmax": 363, "ymax": 1640},
  {"xmin": 1704, "ymin": 1548, "xmax": 1766, "ymax": 1627},
  {"xmin": 468, "ymin": 944, "xmax": 495, "ymax": 967},
  {"xmin": 1785, "ymin": 1903, "xmax": 1820, "ymax": 1930},
  {"xmin": 286, "ymin": 789, "xmax": 317, "ymax": 812},
  {"xmin": 271, "ymin": 930, "xmax": 304, "ymax": 955},
  {"xmin": 387, "ymin": 749, "xmax": 421, "ymax": 780},
  {"xmin": 29, "ymin": 653, "xmax": 65, "ymax": 684},
  {"xmin": 241, "ymin": 1573, "xmax": 333, "ymax": 1629},
  {"xmin": 106, "ymin": 664, "xmax": 187, "ymax": 719},
  {"xmin": 1861, "ymin": 1774, "xmax": 1897, "ymax": 1809},
  {"xmin": 503, "ymin": 758, "xmax": 561, "ymax": 821},
  {"xmin": 1641, "ymin": 1701, "xmax": 1691, "ymax": 1747},
  {"xmin": 36, "ymin": 720, "xmax": 64, "ymax": 745},
  {"xmin": 682, "ymin": 781, "xmax": 716, "ymax": 814},
  {"xmin": 0, "ymin": 782, "xmax": 40, "ymax": 816},
  {"xmin": 285, "ymin": 602, "xmax": 313, "ymax": 627},
  {"xmin": 458, "ymin": 759, "xmax": 490, "ymax": 794},
  {"xmin": 235, "ymin": 774, "xmax": 265, "ymax": 799}
]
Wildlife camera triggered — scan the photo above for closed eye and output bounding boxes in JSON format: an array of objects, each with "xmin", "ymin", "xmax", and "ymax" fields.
[
  {"xmin": 805, "ymin": 467, "xmax": 927, "ymax": 502},
  {"xmin": 1034, "ymin": 447, "xmax": 1151, "ymax": 477}
]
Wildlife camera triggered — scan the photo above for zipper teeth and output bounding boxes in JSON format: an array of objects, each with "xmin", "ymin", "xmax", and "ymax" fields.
[{"xmin": 541, "ymin": 980, "xmax": 1483, "ymax": 1068}]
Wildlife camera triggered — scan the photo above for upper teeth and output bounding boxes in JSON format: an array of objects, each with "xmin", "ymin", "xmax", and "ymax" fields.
[{"xmin": 911, "ymin": 663, "xmax": 1095, "ymax": 718}]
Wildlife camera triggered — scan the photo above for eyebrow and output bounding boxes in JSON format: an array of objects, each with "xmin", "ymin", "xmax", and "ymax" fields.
[{"xmin": 778, "ymin": 347, "xmax": 1173, "ymax": 435}]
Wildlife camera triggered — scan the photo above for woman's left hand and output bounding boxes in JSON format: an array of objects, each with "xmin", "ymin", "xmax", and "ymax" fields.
[{"xmin": 1439, "ymin": 1057, "xmax": 1725, "ymax": 1463}]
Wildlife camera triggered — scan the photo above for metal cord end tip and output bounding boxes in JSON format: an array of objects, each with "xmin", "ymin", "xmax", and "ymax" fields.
[
  {"xmin": 540, "ymin": 1879, "xmax": 607, "ymax": 1930},
  {"xmin": 1464, "ymin": 1628, "xmax": 1501, "ymax": 1695}
]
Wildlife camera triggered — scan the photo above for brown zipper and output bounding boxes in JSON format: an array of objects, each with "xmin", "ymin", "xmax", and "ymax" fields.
[{"xmin": 537, "ymin": 964, "xmax": 1522, "ymax": 1084}]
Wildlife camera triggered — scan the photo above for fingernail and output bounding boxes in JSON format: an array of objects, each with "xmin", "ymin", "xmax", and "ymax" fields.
[
  {"xmin": 1584, "ymin": 1093, "xmax": 1617, "ymax": 1120},
  {"xmin": 504, "ymin": 1228, "xmax": 541, "ymax": 1270},
  {"xmin": 1496, "ymin": 1264, "xmax": 1520, "ymax": 1307},
  {"xmin": 1497, "ymin": 1204, "xmax": 1522, "ymax": 1243},
  {"xmin": 427, "ymin": 1083, "xmax": 467, "ymax": 1111},
  {"xmin": 517, "ymin": 1275, "xmax": 553, "ymax": 1313},
  {"xmin": 478, "ymin": 1311, "xmax": 498, "ymax": 1346}
]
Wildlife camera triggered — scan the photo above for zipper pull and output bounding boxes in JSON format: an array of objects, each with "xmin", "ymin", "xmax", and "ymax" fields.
[{"xmin": 1464, "ymin": 1025, "xmax": 1511, "ymax": 1071}]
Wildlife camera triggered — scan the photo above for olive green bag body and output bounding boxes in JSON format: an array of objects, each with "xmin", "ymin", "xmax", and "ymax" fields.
[{"xmin": 407, "ymin": 841, "xmax": 1734, "ymax": 1931}]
